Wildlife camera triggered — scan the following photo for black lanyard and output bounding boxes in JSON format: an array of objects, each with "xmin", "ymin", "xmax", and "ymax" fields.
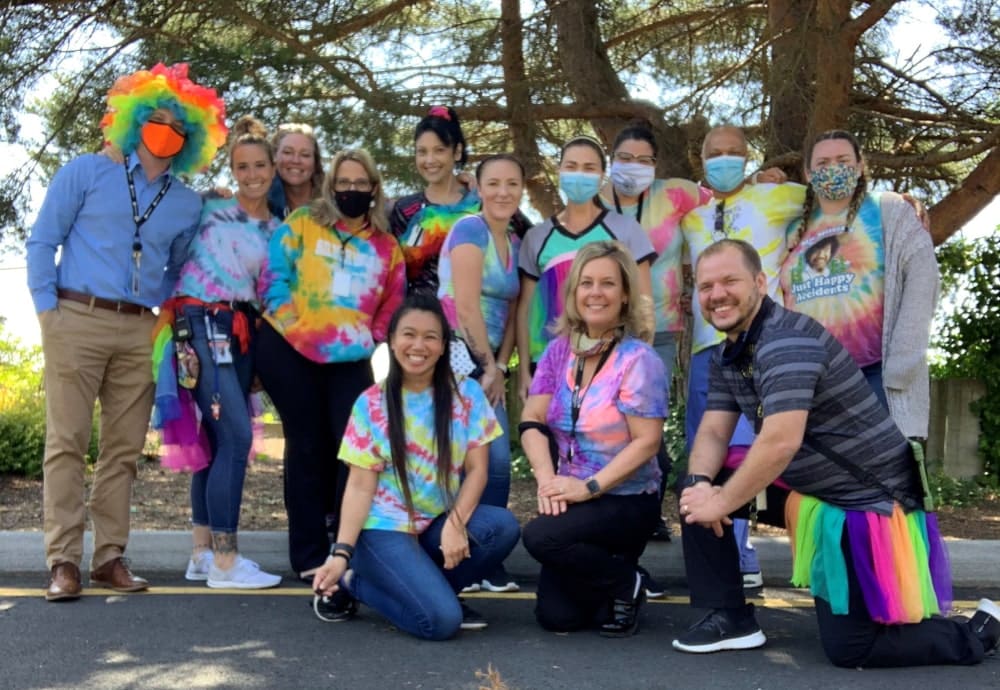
[
  {"xmin": 333, "ymin": 223, "xmax": 365, "ymax": 268},
  {"xmin": 124, "ymin": 162, "xmax": 172, "ymax": 293},
  {"xmin": 612, "ymin": 188, "xmax": 644, "ymax": 224},
  {"xmin": 567, "ymin": 341, "xmax": 617, "ymax": 462}
]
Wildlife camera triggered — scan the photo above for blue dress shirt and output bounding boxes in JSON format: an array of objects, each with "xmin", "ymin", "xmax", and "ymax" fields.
[{"xmin": 26, "ymin": 152, "xmax": 202, "ymax": 312}]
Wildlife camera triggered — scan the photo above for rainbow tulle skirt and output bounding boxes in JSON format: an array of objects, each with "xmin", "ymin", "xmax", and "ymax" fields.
[{"xmin": 786, "ymin": 492, "xmax": 952, "ymax": 624}]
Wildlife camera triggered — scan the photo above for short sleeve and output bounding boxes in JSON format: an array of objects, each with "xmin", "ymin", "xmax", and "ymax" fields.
[
  {"xmin": 518, "ymin": 219, "xmax": 552, "ymax": 279},
  {"xmin": 528, "ymin": 336, "xmax": 570, "ymax": 396},
  {"xmin": 338, "ymin": 387, "xmax": 388, "ymax": 471},
  {"xmin": 756, "ymin": 333, "xmax": 826, "ymax": 417},
  {"xmin": 459, "ymin": 378, "xmax": 502, "ymax": 449},
  {"xmin": 705, "ymin": 351, "xmax": 741, "ymax": 413},
  {"xmin": 607, "ymin": 212, "xmax": 656, "ymax": 264},
  {"xmin": 447, "ymin": 215, "xmax": 490, "ymax": 253},
  {"xmin": 616, "ymin": 346, "xmax": 668, "ymax": 418}
]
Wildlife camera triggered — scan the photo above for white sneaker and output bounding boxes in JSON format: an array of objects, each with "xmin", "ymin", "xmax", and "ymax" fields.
[
  {"xmin": 207, "ymin": 556, "xmax": 282, "ymax": 590},
  {"xmin": 742, "ymin": 571, "xmax": 764, "ymax": 589},
  {"xmin": 480, "ymin": 578, "xmax": 520, "ymax": 593},
  {"xmin": 460, "ymin": 582, "xmax": 482, "ymax": 593},
  {"xmin": 185, "ymin": 551, "xmax": 213, "ymax": 581}
]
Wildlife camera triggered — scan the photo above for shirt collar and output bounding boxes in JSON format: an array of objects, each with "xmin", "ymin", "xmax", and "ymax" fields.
[{"xmin": 127, "ymin": 151, "xmax": 173, "ymax": 184}]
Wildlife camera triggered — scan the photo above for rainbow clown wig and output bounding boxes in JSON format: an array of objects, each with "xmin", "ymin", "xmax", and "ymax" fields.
[{"xmin": 100, "ymin": 63, "xmax": 227, "ymax": 175}]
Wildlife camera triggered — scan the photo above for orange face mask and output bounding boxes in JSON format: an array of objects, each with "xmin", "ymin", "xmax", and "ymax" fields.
[{"xmin": 140, "ymin": 120, "xmax": 186, "ymax": 159}]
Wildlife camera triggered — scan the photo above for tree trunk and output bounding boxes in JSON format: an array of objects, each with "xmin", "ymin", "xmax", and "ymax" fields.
[
  {"xmin": 765, "ymin": 0, "xmax": 816, "ymax": 171},
  {"xmin": 929, "ymin": 142, "xmax": 1000, "ymax": 245}
]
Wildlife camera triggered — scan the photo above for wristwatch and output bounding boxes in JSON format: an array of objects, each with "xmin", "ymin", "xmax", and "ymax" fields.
[
  {"xmin": 680, "ymin": 473, "xmax": 713, "ymax": 489},
  {"xmin": 585, "ymin": 476, "xmax": 601, "ymax": 497}
]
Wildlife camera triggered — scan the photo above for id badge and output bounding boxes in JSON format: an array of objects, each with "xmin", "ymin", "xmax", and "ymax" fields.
[
  {"xmin": 333, "ymin": 271, "xmax": 352, "ymax": 297},
  {"xmin": 315, "ymin": 239, "xmax": 336, "ymax": 258},
  {"xmin": 205, "ymin": 315, "xmax": 234, "ymax": 364}
]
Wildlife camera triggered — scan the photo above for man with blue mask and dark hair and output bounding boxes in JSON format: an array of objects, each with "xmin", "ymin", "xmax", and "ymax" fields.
[{"xmin": 680, "ymin": 125, "xmax": 806, "ymax": 590}]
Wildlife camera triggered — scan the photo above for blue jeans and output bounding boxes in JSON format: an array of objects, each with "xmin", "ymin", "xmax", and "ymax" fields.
[
  {"xmin": 651, "ymin": 331, "xmax": 678, "ymax": 395},
  {"xmin": 347, "ymin": 505, "xmax": 520, "ymax": 640},
  {"xmin": 186, "ymin": 306, "xmax": 254, "ymax": 533},
  {"xmin": 685, "ymin": 348, "xmax": 755, "ymax": 452},
  {"xmin": 861, "ymin": 361, "xmax": 889, "ymax": 411},
  {"xmin": 479, "ymin": 400, "xmax": 511, "ymax": 508}
]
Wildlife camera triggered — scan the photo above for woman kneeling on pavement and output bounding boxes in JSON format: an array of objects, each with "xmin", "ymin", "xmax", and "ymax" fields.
[
  {"xmin": 311, "ymin": 294, "xmax": 521, "ymax": 640},
  {"xmin": 520, "ymin": 241, "xmax": 667, "ymax": 637}
]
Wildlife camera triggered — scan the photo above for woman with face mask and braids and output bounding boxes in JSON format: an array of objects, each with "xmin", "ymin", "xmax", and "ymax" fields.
[
  {"xmin": 256, "ymin": 149, "xmax": 407, "ymax": 581},
  {"xmin": 517, "ymin": 135, "xmax": 656, "ymax": 403},
  {"xmin": 779, "ymin": 130, "xmax": 938, "ymax": 440}
]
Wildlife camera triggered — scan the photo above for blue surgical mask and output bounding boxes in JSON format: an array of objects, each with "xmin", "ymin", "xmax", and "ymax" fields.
[
  {"xmin": 609, "ymin": 161, "xmax": 655, "ymax": 197},
  {"xmin": 704, "ymin": 155, "xmax": 746, "ymax": 193},
  {"xmin": 559, "ymin": 171, "xmax": 602, "ymax": 205}
]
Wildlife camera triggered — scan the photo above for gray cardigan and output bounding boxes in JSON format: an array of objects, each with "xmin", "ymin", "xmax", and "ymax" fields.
[{"xmin": 879, "ymin": 192, "xmax": 939, "ymax": 439}]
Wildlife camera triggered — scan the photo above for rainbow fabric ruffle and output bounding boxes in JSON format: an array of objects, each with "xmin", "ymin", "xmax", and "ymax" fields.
[{"xmin": 786, "ymin": 491, "xmax": 952, "ymax": 624}]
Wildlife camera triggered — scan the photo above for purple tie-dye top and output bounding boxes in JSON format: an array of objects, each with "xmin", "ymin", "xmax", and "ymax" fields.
[
  {"xmin": 175, "ymin": 195, "xmax": 280, "ymax": 303},
  {"xmin": 529, "ymin": 335, "xmax": 667, "ymax": 495}
]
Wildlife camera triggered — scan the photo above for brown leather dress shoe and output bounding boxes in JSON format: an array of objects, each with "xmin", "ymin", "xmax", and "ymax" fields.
[
  {"xmin": 46, "ymin": 562, "xmax": 82, "ymax": 601},
  {"xmin": 90, "ymin": 557, "xmax": 149, "ymax": 592}
]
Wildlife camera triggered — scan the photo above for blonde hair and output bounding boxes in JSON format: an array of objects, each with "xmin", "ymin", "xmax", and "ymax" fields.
[
  {"xmin": 272, "ymin": 122, "xmax": 325, "ymax": 193},
  {"xmin": 555, "ymin": 241, "xmax": 652, "ymax": 341},
  {"xmin": 228, "ymin": 115, "xmax": 272, "ymax": 168},
  {"xmin": 310, "ymin": 148, "xmax": 389, "ymax": 233}
]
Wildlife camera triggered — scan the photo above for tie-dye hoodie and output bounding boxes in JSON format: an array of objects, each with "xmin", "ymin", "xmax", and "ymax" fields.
[{"xmin": 260, "ymin": 207, "xmax": 406, "ymax": 364}]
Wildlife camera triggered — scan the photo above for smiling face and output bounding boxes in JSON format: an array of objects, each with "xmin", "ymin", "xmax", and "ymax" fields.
[
  {"xmin": 415, "ymin": 130, "xmax": 461, "ymax": 186},
  {"xmin": 575, "ymin": 256, "xmax": 627, "ymax": 337},
  {"xmin": 274, "ymin": 132, "xmax": 317, "ymax": 191},
  {"xmin": 696, "ymin": 245, "xmax": 767, "ymax": 339},
  {"xmin": 478, "ymin": 159, "xmax": 523, "ymax": 226},
  {"xmin": 231, "ymin": 142, "xmax": 275, "ymax": 204},
  {"xmin": 389, "ymin": 309, "xmax": 446, "ymax": 386},
  {"xmin": 807, "ymin": 242, "xmax": 833, "ymax": 272}
]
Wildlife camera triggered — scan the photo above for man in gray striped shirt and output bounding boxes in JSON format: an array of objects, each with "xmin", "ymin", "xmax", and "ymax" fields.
[{"xmin": 671, "ymin": 239, "xmax": 998, "ymax": 667}]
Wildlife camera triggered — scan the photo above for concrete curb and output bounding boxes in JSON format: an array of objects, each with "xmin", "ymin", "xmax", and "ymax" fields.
[{"xmin": 2, "ymin": 531, "xmax": 998, "ymax": 589}]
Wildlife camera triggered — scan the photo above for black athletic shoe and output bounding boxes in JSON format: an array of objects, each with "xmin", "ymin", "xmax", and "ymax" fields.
[
  {"xmin": 970, "ymin": 598, "xmax": 1000, "ymax": 655},
  {"xmin": 600, "ymin": 572, "xmax": 646, "ymax": 638},
  {"xmin": 650, "ymin": 517, "xmax": 672, "ymax": 542},
  {"xmin": 672, "ymin": 605, "xmax": 767, "ymax": 653},
  {"xmin": 459, "ymin": 600, "xmax": 488, "ymax": 630},
  {"xmin": 637, "ymin": 565, "xmax": 666, "ymax": 599},
  {"xmin": 313, "ymin": 590, "xmax": 357, "ymax": 623}
]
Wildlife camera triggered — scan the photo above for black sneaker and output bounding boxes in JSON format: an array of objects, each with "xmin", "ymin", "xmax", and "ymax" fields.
[
  {"xmin": 600, "ymin": 572, "xmax": 646, "ymax": 638},
  {"xmin": 637, "ymin": 565, "xmax": 666, "ymax": 599},
  {"xmin": 313, "ymin": 590, "xmax": 357, "ymax": 623},
  {"xmin": 672, "ymin": 604, "xmax": 767, "ymax": 653},
  {"xmin": 650, "ymin": 517, "xmax": 672, "ymax": 542},
  {"xmin": 459, "ymin": 600, "xmax": 488, "ymax": 630},
  {"xmin": 970, "ymin": 598, "xmax": 1000, "ymax": 654}
]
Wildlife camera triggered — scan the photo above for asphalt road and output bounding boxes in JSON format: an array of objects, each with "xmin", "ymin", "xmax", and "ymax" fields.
[{"xmin": 1, "ymin": 576, "xmax": 997, "ymax": 690}]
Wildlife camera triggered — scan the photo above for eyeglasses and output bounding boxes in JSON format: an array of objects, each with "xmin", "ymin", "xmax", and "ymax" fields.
[
  {"xmin": 612, "ymin": 151, "xmax": 656, "ymax": 166},
  {"xmin": 334, "ymin": 178, "xmax": 373, "ymax": 192},
  {"xmin": 713, "ymin": 200, "xmax": 727, "ymax": 240}
]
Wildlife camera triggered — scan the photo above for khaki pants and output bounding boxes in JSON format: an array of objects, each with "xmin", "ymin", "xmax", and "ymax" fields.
[{"xmin": 39, "ymin": 298, "xmax": 155, "ymax": 571}]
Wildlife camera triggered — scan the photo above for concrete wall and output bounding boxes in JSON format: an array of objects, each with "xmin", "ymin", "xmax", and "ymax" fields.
[{"xmin": 927, "ymin": 378, "xmax": 986, "ymax": 479}]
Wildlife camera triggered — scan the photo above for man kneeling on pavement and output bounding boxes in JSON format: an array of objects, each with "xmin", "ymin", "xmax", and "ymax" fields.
[{"xmin": 671, "ymin": 238, "xmax": 998, "ymax": 667}]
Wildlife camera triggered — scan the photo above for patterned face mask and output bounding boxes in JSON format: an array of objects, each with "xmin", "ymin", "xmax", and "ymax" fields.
[{"xmin": 809, "ymin": 163, "xmax": 860, "ymax": 201}]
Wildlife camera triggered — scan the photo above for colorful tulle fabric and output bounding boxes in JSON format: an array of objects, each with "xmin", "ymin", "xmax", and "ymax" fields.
[
  {"xmin": 101, "ymin": 63, "xmax": 227, "ymax": 175},
  {"xmin": 786, "ymin": 492, "xmax": 952, "ymax": 624}
]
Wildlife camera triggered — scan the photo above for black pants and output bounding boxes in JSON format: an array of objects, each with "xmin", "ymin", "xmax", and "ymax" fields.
[
  {"xmin": 523, "ymin": 492, "xmax": 659, "ymax": 632},
  {"xmin": 681, "ymin": 473, "xmax": 984, "ymax": 667},
  {"xmin": 256, "ymin": 321, "xmax": 373, "ymax": 574}
]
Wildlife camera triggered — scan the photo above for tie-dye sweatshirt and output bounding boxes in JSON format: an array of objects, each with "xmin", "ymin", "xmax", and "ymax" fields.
[
  {"xmin": 339, "ymin": 376, "xmax": 501, "ymax": 534},
  {"xmin": 174, "ymin": 195, "xmax": 280, "ymax": 304},
  {"xmin": 260, "ymin": 208, "xmax": 406, "ymax": 364}
]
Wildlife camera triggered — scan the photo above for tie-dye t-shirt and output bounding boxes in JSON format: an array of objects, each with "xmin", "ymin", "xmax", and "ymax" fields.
[
  {"xmin": 681, "ymin": 182, "xmax": 806, "ymax": 353},
  {"xmin": 260, "ymin": 208, "xmax": 406, "ymax": 364},
  {"xmin": 529, "ymin": 335, "xmax": 667, "ymax": 496},
  {"xmin": 339, "ymin": 376, "xmax": 502, "ymax": 534},
  {"xmin": 602, "ymin": 179, "xmax": 712, "ymax": 333},
  {"xmin": 437, "ymin": 214, "xmax": 521, "ymax": 351},
  {"xmin": 519, "ymin": 210, "xmax": 656, "ymax": 363},
  {"xmin": 390, "ymin": 188, "xmax": 481, "ymax": 295},
  {"xmin": 175, "ymin": 195, "xmax": 280, "ymax": 304},
  {"xmin": 780, "ymin": 192, "xmax": 885, "ymax": 368}
]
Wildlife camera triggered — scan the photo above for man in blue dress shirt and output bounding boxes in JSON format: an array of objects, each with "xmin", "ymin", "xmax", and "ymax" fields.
[{"xmin": 26, "ymin": 63, "xmax": 226, "ymax": 601}]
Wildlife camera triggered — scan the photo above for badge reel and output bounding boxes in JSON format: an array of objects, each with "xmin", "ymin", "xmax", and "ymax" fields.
[{"xmin": 205, "ymin": 315, "xmax": 233, "ymax": 364}]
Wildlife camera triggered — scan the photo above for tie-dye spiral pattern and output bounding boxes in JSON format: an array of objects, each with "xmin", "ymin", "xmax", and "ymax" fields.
[
  {"xmin": 528, "ymin": 335, "xmax": 667, "ymax": 495},
  {"xmin": 780, "ymin": 193, "xmax": 885, "ymax": 368},
  {"xmin": 174, "ymin": 195, "xmax": 279, "ymax": 304},
  {"xmin": 681, "ymin": 183, "xmax": 806, "ymax": 353},
  {"xmin": 259, "ymin": 208, "xmax": 406, "ymax": 364},
  {"xmin": 339, "ymin": 376, "xmax": 501, "ymax": 534}
]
